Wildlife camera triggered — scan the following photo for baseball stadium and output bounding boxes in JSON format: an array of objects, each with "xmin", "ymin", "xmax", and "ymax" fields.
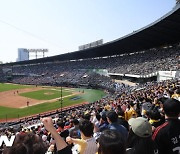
[
  {"xmin": 0, "ymin": 83, "xmax": 105, "ymax": 120},
  {"xmin": 0, "ymin": 1, "xmax": 179, "ymax": 154}
]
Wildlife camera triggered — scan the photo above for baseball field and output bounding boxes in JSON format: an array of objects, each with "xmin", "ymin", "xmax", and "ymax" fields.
[{"xmin": 0, "ymin": 83, "xmax": 105, "ymax": 120}]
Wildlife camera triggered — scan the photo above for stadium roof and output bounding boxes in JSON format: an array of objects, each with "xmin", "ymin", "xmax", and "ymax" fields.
[{"xmin": 4, "ymin": 3, "xmax": 180, "ymax": 66}]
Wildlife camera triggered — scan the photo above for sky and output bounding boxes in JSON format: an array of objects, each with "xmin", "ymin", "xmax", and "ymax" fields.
[{"xmin": 0, "ymin": 0, "xmax": 176, "ymax": 63}]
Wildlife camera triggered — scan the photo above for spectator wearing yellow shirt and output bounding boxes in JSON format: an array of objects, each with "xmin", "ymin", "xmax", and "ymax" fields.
[
  {"xmin": 125, "ymin": 102, "xmax": 137, "ymax": 121},
  {"xmin": 171, "ymin": 89, "xmax": 180, "ymax": 101}
]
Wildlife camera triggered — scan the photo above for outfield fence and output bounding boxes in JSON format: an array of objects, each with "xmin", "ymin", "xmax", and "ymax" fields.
[{"xmin": 0, "ymin": 102, "xmax": 88, "ymax": 124}]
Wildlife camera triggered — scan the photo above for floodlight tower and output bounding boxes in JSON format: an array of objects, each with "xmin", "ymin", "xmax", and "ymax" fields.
[
  {"xmin": 60, "ymin": 86, "xmax": 63, "ymax": 114},
  {"xmin": 27, "ymin": 49, "xmax": 48, "ymax": 59}
]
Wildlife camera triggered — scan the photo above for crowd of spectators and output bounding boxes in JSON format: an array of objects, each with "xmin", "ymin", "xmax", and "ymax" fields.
[
  {"xmin": 11, "ymin": 44, "xmax": 179, "ymax": 77},
  {"xmin": 0, "ymin": 66, "xmax": 6, "ymax": 82},
  {"xmin": 109, "ymin": 46, "xmax": 179, "ymax": 75},
  {"xmin": 0, "ymin": 43, "xmax": 179, "ymax": 154},
  {"xmin": 0, "ymin": 78, "xmax": 179, "ymax": 154},
  {"xmin": 7, "ymin": 44, "xmax": 178, "ymax": 93},
  {"xmin": 11, "ymin": 71, "xmax": 117, "ymax": 92}
]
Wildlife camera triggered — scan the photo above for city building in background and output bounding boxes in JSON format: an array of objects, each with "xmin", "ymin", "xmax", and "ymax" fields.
[
  {"xmin": 17, "ymin": 48, "xmax": 29, "ymax": 62},
  {"xmin": 17, "ymin": 48, "xmax": 48, "ymax": 62}
]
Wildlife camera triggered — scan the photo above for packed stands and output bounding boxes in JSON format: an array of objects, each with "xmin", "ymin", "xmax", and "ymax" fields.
[
  {"xmin": 0, "ymin": 67, "xmax": 7, "ymax": 82},
  {"xmin": 0, "ymin": 3, "xmax": 180, "ymax": 154},
  {"xmin": 0, "ymin": 78, "xmax": 179, "ymax": 154},
  {"xmin": 11, "ymin": 44, "xmax": 179, "ymax": 79}
]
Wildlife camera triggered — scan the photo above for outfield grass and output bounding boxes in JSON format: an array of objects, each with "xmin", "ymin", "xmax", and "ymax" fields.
[
  {"xmin": 0, "ymin": 96, "xmax": 85, "ymax": 119},
  {"xmin": 0, "ymin": 86, "xmax": 106, "ymax": 119},
  {"xmin": 20, "ymin": 89, "xmax": 72, "ymax": 100},
  {"xmin": 0, "ymin": 83, "xmax": 31, "ymax": 92},
  {"xmin": 75, "ymin": 88, "xmax": 105, "ymax": 103}
]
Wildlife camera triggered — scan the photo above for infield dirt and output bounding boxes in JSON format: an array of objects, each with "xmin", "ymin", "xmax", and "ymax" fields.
[{"xmin": 0, "ymin": 87, "xmax": 79, "ymax": 108}]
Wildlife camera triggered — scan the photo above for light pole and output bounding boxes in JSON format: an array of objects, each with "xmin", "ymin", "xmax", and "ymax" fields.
[{"xmin": 60, "ymin": 86, "xmax": 63, "ymax": 114}]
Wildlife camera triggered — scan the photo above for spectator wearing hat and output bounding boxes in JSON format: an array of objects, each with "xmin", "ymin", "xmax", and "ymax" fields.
[
  {"xmin": 126, "ymin": 117, "xmax": 156, "ymax": 154},
  {"xmin": 152, "ymin": 98, "xmax": 180, "ymax": 154},
  {"xmin": 64, "ymin": 121, "xmax": 71, "ymax": 130}
]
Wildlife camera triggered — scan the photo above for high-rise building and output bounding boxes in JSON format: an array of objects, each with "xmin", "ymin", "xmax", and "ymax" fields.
[{"xmin": 17, "ymin": 48, "xmax": 29, "ymax": 62}]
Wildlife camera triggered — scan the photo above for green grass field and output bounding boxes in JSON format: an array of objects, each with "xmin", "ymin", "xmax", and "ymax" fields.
[
  {"xmin": 0, "ymin": 83, "xmax": 31, "ymax": 92},
  {"xmin": 0, "ymin": 83, "xmax": 106, "ymax": 120},
  {"xmin": 20, "ymin": 89, "xmax": 72, "ymax": 100}
]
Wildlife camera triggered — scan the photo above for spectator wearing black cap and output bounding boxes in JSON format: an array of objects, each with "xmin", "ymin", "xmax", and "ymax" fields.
[{"xmin": 152, "ymin": 98, "xmax": 180, "ymax": 154}]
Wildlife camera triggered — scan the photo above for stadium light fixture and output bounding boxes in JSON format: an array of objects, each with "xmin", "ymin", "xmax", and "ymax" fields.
[{"xmin": 60, "ymin": 86, "xmax": 63, "ymax": 114}]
